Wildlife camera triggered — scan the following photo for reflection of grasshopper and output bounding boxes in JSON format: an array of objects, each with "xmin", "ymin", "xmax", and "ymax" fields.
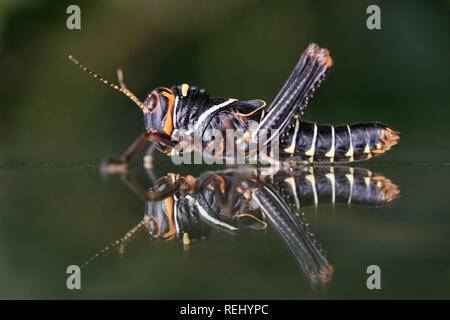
[{"xmin": 84, "ymin": 166, "xmax": 399, "ymax": 285}]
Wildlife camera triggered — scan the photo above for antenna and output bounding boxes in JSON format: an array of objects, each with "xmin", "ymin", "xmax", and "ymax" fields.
[
  {"xmin": 68, "ymin": 55, "xmax": 149, "ymax": 114},
  {"xmin": 81, "ymin": 216, "xmax": 149, "ymax": 269}
]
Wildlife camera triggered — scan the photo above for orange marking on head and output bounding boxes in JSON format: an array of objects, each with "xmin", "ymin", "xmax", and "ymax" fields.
[
  {"xmin": 162, "ymin": 196, "xmax": 176, "ymax": 240},
  {"xmin": 161, "ymin": 90, "xmax": 175, "ymax": 135}
]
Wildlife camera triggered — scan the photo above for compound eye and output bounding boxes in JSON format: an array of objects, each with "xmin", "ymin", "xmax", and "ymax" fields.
[
  {"xmin": 147, "ymin": 93, "xmax": 159, "ymax": 112},
  {"xmin": 147, "ymin": 217, "xmax": 159, "ymax": 236}
]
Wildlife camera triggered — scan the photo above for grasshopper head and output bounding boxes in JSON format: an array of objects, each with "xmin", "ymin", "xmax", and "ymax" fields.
[{"xmin": 143, "ymin": 87, "xmax": 176, "ymax": 135}]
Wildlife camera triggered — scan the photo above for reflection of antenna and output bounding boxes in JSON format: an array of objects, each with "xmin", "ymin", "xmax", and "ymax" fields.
[{"xmin": 81, "ymin": 216, "xmax": 149, "ymax": 269}]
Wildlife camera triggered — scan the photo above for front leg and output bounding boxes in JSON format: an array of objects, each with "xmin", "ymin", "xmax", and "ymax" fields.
[{"xmin": 101, "ymin": 130, "xmax": 176, "ymax": 174}]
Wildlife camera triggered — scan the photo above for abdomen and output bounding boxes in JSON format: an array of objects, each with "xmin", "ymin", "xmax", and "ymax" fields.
[{"xmin": 279, "ymin": 121, "xmax": 400, "ymax": 162}]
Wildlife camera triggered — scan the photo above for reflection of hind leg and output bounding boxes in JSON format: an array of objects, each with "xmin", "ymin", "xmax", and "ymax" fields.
[{"xmin": 244, "ymin": 181, "xmax": 333, "ymax": 285}]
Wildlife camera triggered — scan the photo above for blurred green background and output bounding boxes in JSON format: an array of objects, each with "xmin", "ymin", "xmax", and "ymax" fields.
[
  {"xmin": 0, "ymin": 0, "xmax": 449, "ymax": 299},
  {"xmin": 1, "ymin": 0, "xmax": 449, "ymax": 162}
]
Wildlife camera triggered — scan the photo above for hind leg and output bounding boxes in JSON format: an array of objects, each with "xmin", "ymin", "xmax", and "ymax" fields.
[{"xmin": 253, "ymin": 43, "xmax": 333, "ymax": 146}]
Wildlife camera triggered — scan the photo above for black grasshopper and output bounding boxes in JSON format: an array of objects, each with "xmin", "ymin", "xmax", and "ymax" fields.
[
  {"xmin": 84, "ymin": 166, "xmax": 400, "ymax": 284},
  {"xmin": 69, "ymin": 43, "xmax": 399, "ymax": 168}
]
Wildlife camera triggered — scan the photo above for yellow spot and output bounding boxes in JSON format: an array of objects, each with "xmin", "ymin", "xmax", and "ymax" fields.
[
  {"xmin": 325, "ymin": 126, "xmax": 335, "ymax": 158},
  {"xmin": 305, "ymin": 123, "xmax": 317, "ymax": 156},
  {"xmin": 345, "ymin": 146, "xmax": 354, "ymax": 157},
  {"xmin": 284, "ymin": 177, "xmax": 300, "ymax": 210},
  {"xmin": 243, "ymin": 190, "xmax": 252, "ymax": 200},
  {"xmin": 325, "ymin": 173, "xmax": 335, "ymax": 184},
  {"xmin": 284, "ymin": 121, "xmax": 299, "ymax": 154},
  {"xmin": 305, "ymin": 174, "xmax": 315, "ymax": 184},
  {"xmin": 306, "ymin": 174, "xmax": 318, "ymax": 206},
  {"xmin": 345, "ymin": 174, "xmax": 354, "ymax": 184},
  {"xmin": 325, "ymin": 173, "xmax": 335, "ymax": 203},
  {"xmin": 183, "ymin": 233, "xmax": 190, "ymax": 245},
  {"xmin": 181, "ymin": 84, "xmax": 189, "ymax": 97},
  {"xmin": 345, "ymin": 125, "xmax": 354, "ymax": 159}
]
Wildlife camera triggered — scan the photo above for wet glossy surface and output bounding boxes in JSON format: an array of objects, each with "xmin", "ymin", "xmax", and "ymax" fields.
[{"xmin": 1, "ymin": 160, "xmax": 449, "ymax": 299}]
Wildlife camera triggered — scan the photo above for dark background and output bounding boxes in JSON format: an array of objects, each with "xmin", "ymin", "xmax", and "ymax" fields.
[
  {"xmin": 1, "ymin": 0, "xmax": 449, "ymax": 162},
  {"xmin": 0, "ymin": 0, "xmax": 449, "ymax": 299}
]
